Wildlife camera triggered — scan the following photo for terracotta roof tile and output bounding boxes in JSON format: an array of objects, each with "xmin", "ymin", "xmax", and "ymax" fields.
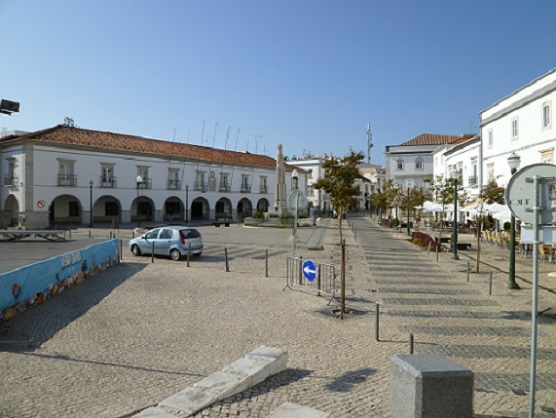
[
  {"xmin": 400, "ymin": 133, "xmax": 475, "ymax": 146},
  {"xmin": 2, "ymin": 125, "xmax": 296, "ymax": 171}
]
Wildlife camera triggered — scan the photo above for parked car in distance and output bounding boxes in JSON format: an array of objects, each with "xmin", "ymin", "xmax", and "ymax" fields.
[{"xmin": 128, "ymin": 226, "xmax": 203, "ymax": 261}]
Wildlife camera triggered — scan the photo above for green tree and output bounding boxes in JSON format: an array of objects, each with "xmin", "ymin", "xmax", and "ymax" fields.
[{"xmin": 313, "ymin": 150, "xmax": 365, "ymax": 317}]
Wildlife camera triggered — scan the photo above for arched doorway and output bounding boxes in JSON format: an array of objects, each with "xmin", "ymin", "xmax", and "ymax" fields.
[
  {"xmin": 49, "ymin": 194, "xmax": 82, "ymax": 226},
  {"xmin": 94, "ymin": 195, "xmax": 122, "ymax": 225},
  {"xmin": 256, "ymin": 198, "xmax": 270, "ymax": 213},
  {"xmin": 3, "ymin": 194, "xmax": 20, "ymax": 227},
  {"xmin": 132, "ymin": 196, "xmax": 155, "ymax": 225},
  {"xmin": 191, "ymin": 197, "xmax": 209, "ymax": 220},
  {"xmin": 236, "ymin": 198, "xmax": 253, "ymax": 222},
  {"xmin": 215, "ymin": 198, "xmax": 232, "ymax": 220},
  {"xmin": 164, "ymin": 197, "xmax": 183, "ymax": 222}
]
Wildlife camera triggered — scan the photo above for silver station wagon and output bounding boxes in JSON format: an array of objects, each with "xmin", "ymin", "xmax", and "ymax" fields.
[{"xmin": 128, "ymin": 226, "xmax": 203, "ymax": 261}]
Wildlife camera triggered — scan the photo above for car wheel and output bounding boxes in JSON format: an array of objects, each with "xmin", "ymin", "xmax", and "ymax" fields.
[
  {"xmin": 131, "ymin": 245, "xmax": 141, "ymax": 256},
  {"xmin": 170, "ymin": 249, "xmax": 181, "ymax": 261}
]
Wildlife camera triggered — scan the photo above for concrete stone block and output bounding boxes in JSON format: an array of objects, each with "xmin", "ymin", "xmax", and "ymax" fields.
[
  {"xmin": 245, "ymin": 346, "xmax": 288, "ymax": 377},
  {"xmin": 267, "ymin": 402, "xmax": 330, "ymax": 418},
  {"xmin": 160, "ymin": 387, "xmax": 216, "ymax": 416},
  {"xmin": 390, "ymin": 354, "xmax": 473, "ymax": 418},
  {"xmin": 193, "ymin": 371, "xmax": 249, "ymax": 400},
  {"xmin": 132, "ymin": 406, "xmax": 178, "ymax": 418}
]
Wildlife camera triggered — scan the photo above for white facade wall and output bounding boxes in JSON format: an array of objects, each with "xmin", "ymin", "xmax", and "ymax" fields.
[
  {"xmin": 481, "ymin": 68, "xmax": 556, "ymax": 188},
  {"xmin": 385, "ymin": 144, "xmax": 436, "ymax": 188},
  {"xmin": 436, "ymin": 139, "xmax": 481, "ymax": 199},
  {"xmin": 1, "ymin": 140, "xmax": 304, "ymax": 229}
]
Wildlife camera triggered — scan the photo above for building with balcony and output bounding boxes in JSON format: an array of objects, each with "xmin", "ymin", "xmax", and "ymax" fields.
[
  {"xmin": 480, "ymin": 67, "xmax": 556, "ymax": 189},
  {"xmin": 0, "ymin": 125, "xmax": 306, "ymax": 228}
]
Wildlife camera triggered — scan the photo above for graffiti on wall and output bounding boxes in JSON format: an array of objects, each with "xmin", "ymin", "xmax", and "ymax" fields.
[{"xmin": 0, "ymin": 239, "xmax": 121, "ymax": 322}]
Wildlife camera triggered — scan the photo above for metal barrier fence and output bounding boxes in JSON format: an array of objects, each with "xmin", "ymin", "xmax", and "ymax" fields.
[{"xmin": 285, "ymin": 256, "xmax": 338, "ymax": 304}]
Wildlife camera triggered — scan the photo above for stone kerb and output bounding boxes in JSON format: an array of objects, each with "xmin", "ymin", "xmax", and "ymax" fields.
[
  {"xmin": 134, "ymin": 346, "xmax": 287, "ymax": 418},
  {"xmin": 390, "ymin": 354, "xmax": 474, "ymax": 418}
]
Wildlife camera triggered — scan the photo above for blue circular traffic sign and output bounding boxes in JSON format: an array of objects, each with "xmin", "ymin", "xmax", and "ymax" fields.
[{"xmin": 302, "ymin": 260, "xmax": 317, "ymax": 282}]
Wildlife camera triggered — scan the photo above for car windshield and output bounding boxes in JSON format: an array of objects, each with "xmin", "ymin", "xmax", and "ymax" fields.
[{"xmin": 180, "ymin": 229, "xmax": 200, "ymax": 239}]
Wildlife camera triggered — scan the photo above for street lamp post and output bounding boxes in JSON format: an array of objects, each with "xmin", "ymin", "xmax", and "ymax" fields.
[
  {"xmin": 291, "ymin": 169, "xmax": 299, "ymax": 258},
  {"xmin": 136, "ymin": 175, "xmax": 143, "ymax": 227},
  {"xmin": 507, "ymin": 152, "xmax": 521, "ymax": 289},
  {"xmin": 185, "ymin": 185, "xmax": 189, "ymax": 223},
  {"xmin": 451, "ymin": 177, "xmax": 459, "ymax": 260},
  {"xmin": 89, "ymin": 180, "xmax": 93, "ymax": 228}
]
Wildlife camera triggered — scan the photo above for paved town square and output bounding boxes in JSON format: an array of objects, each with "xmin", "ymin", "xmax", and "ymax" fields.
[{"xmin": 1, "ymin": 218, "xmax": 556, "ymax": 417}]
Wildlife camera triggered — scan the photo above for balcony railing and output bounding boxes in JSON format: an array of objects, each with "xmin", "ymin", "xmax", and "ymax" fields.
[
  {"xmin": 136, "ymin": 177, "xmax": 152, "ymax": 189},
  {"xmin": 240, "ymin": 184, "xmax": 251, "ymax": 193},
  {"xmin": 259, "ymin": 185, "xmax": 268, "ymax": 194},
  {"xmin": 194, "ymin": 181, "xmax": 207, "ymax": 192},
  {"xmin": 99, "ymin": 176, "xmax": 117, "ymax": 188},
  {"xmin": 57, "ymin": 174, "xmax": 77, "ymax": 186},
  {"xmin": 468, "ymin": 176, "xmax": 477, "ymax": 186},
  {"xmin": 219, "ymin": 183, "xmax": 231, "ymax": 192},
  {"xmin": 167, "ymin": 179, "xmax": 181, "ymax": 190},
  {"xmin": 3, "ymin": 174, "xmax": 18, "ymax": 186}
]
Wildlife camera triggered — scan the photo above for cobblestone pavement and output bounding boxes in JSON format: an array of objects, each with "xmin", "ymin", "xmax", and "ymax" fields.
[{"xmin": 1, "ymin": 218, "xmax": 556, "ymax": 417}]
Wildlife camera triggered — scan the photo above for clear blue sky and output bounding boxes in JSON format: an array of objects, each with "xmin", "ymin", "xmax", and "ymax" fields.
[{"xmin": 1, "ymin": 0, "xmax": 555, "ymax": 165}]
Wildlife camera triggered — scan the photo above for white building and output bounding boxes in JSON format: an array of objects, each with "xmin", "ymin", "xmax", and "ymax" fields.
[
  {"xmin": 385, "ymin": 133, "xmax": 475, "ymax": 189},
  {"xmin": 287, "ymin": 156, "xmax": 328, "ymax": 214},
  {"xmin": 0, "ymin": 125, "xmax": 307, "ymax": 229},
  {"xmin": 480, "ymin": 67, "xmax": 556, "ymax": 188},
  {"xmin": 433, "ymin": 135, "xmax": 481, "ymax": 194}
]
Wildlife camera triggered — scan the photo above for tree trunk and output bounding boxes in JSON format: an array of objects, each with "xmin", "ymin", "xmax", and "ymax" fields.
[{"xmin": 476, "ymin": 220, "xmax": 482, "ymax": 273}]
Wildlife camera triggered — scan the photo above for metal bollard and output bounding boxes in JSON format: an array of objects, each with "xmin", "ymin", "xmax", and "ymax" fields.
[
  {"xmin": 489, "ymin": 272, "xmax": 493, "ymax": 295},
  {"xmin": 187, "ymin": 243, "xmax": 191, "ymax": 267},
  {"xmin": 265, "ymin": 250, "xmax": 269, "ymax": 278},
  {"xmin": 69, "ymin": 230, "xmax": 72, "ymax": 239},
  {"xmin": 298, "ymin": 256, "xmax": 303, "ymax": 285},
  {"xmin": 89, "ymin": 230, "xmax": 92, "ymax": 239},
  {"xmin": 225, "ymin": 247, "xmax": 230, "ymax": 272},
  {"xmin": 409, "ymin": 333, "xmax": 414, "ymax": 354},
  {"xmin": 151, "ymin": 242, "xmax": 155, "ymax": 263},
  {"xmin": 119, "ymin": 239, "xmax": 123, "ymax": 261},
  {"xmin": 435, "ymin": 242, "xmax": 439, "ymax": 262},
  {"xmin": 467, "ymin": 261, "xmax": 470, "ymax": 282},
  {"xmin": 375, "ymin": 303, "xmax": 380, "ymax": 342},
  {"xmin": 427, "ymin": 242, "xmax": 431, "ymax": 254}
]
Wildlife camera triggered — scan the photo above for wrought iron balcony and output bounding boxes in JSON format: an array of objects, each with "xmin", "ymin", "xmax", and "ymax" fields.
[
  {"xmin": 259, "ymin": 185, "xmax": 268, "ymax": 194},
  {"xmin": 3, "ymin": 174, "xmax": 18, "ymax": 186},
  {"xmin": 468, "ymin": 176, "xmax": 477, "ymax": 186},
  {"xmin": 99, "ymin": 176, "xmax": 117, "ymax": 188},
  {"xmin": 240, "ymin": 184, "xmax": 251, "ymax": 193},
  {"xmin": 219, "ymin": 183, "xmax": 231, "ymax": 192},
  {"xmin": 194, "ymin": 181, "xmax": 207, "ymax": 191},
  {"xmin": 167, "ymin": 179, "xmax": 181, "ymax": 190},
  {"xmin": 136, "ymin": 177, "xmax": 152, "ymax": 189},
  {"xmin": 57, "ymin": 174, "xmax": 77, "ymax": 186}
]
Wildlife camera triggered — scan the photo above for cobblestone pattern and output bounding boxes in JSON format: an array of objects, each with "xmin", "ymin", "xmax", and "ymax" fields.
[{"xmin": 1, "ymin": 219, "xmax": 556, "ymax": 417}]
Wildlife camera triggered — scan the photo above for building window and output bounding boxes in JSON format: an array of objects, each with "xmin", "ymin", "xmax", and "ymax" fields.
[
  {"xmin": 396, "ymin": 159, "xmax": 404, "ymax": 171},
  {"xmin": 195, "ymin": 171, "xmax": 206, "ymax": 191},
  {"xmin": 219, "ymin": 172, "xmax": 230, "ymax": 192},
  {"xmin": 58, "ymin": 159, "xmax": 76, "ymax": 186},
  {"xmin": 511, "ymin": 117, "xmax": 519, "ymax": 140},
  {"xmin": 260, "ymin": 176, "xmax": 268, "ymax": 193},
  {"xmin": 543, "ymin": 102, "xmax": 552, "ymax": 129},
  {"xmin": 469, "ymin": 158, "xmax": 477, "ymax": 187},
  {"xmin": 167, "ymin": 169, "xmax": 181, "ymax": 190},
  {"xmin": 69, "ymin": 201, "xmax": 80, "ymax": 217},
  {"xmin": 540, "ymin": 149, "xmax": 554, "ymax": 164},
  {"xmin": 241, "ymin": 174, "xmax": 251, "ymax": 193},
  {"xmin": 488, "ymin": 129, "xmax": 493, "ymax": 148},
  {"xmin": 100, "ymin": 164, "xmax": 116, "ymax": 188},
  {"xmin": 4, "ymin": 158, "xmax": 17, "ymax": 186},
  {"xmin": 415, "ymin": 158, "xmax": 424, "ymax": 170},
  {"xmin": 487, "ymin": 163, "xmax": 495, "ymax": 182},
  {"xmin": 137, "ymin": 167, "xmax": 151, "ymax": 189}
]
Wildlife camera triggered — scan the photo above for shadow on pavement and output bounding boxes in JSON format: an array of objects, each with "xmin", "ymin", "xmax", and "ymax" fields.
[
  {"xmin": 325, "ymin": 367, "xmax": 377, "ymax": 393},
  {"xmin": 0, "ymin": 262, "xmax": 146, "ymax": 353}
]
